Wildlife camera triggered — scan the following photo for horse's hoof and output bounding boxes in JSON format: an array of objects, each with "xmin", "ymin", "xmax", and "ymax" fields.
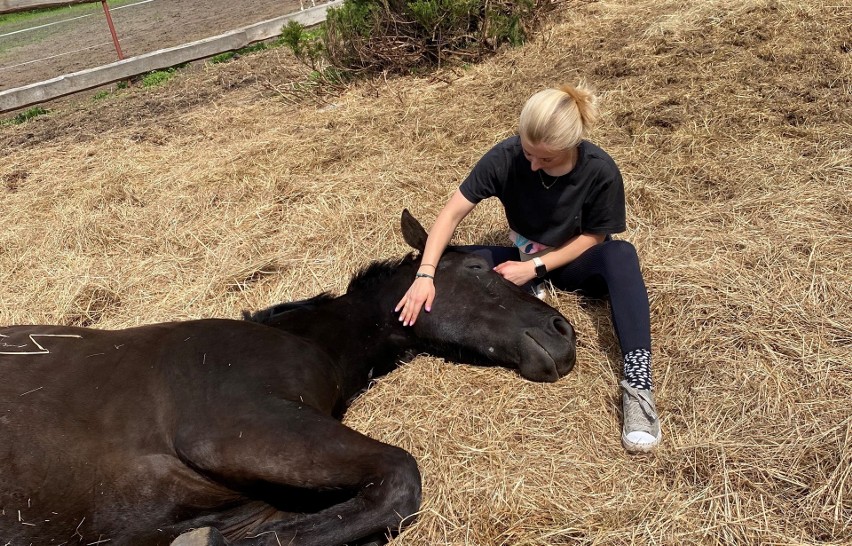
[{"xmin": 170, "ymin": 527, "xmax": 229, "ymax": 546}]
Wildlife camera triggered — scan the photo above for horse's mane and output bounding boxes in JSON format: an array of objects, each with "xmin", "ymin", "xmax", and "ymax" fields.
[
  {"xmin": 346, "ymin": 254, "xmax": 415, "ymax": 294},
  {"xmin": 242, "ymin": 293, "xmax": 335, "ymax": 324},
  {"xmin": 243, "ymin": 253, "xmax": 417, "ymax": 325}
]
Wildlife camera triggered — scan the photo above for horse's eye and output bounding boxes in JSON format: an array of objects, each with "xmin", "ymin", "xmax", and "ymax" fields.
[{"xmin": 467, "ymin": 264, "xmax": 483, "ymax": 270}]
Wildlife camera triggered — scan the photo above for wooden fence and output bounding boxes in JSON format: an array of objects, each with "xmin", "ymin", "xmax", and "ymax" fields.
[{"xmin": 0, "ymin": 0, "xmax": 342, "ymax": 113}]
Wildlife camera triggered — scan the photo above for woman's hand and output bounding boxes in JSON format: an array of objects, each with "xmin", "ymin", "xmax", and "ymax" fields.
[
  {"xmin": 393, "ymin": 189, "xmax": 476, "ymax": 327},
  {"xmin": 395, "ymin": 276, "xmax": 435, "ymax": 327},
  {"xmin": 493, "ymin": 260, "xmax": 536, "ymax": 286}
]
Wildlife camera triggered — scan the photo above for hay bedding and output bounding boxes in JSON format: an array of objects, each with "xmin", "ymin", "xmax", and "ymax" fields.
[{"xmin": 1, "ymin": 0, "xmax": 850, "ymax": 543}]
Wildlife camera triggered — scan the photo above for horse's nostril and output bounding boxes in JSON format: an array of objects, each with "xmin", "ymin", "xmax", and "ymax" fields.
[{"xmin": 552, "ymin": 316, "xmax": 571, "ymax": 337}]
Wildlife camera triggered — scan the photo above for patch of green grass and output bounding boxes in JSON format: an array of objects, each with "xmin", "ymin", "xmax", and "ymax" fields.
[
  {"xmin": 141, "ymin": 67, "xmax": 179, "ymax": 87},
  {"xmin": 0, "ymin": 6, "xmax": 60, "ymax": 26},
  {"xmin": 91, "ymin": 81, "xmax": 130, "ymax": 101},
  {"xmin": 210, "ymin": 52, "xmax": 237, "ymax": 64},
  {"xmin": 1, "ymin": 106, "xmax": 49, "ymax": 126},
  {"xmin": 141, "ymin": 69, "xmax": 175, "ymax": 87},
  {"xmin": 15, "ymin": 106, "xmax": 48, "ymax": 123},
  {"xmin": 237, "ymin": 42, "xmax": 270, "ymax": 55}
]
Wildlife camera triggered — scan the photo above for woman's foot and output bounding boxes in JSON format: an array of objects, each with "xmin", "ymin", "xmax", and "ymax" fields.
[{"xmin": 620, "ymin": 380, "xmax": 661, "ymax": 453}]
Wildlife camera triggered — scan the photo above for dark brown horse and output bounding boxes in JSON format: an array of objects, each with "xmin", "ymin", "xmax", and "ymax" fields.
[{"xmin": 0, "ymin": 210, "xmax": 575, "ymax": 546}]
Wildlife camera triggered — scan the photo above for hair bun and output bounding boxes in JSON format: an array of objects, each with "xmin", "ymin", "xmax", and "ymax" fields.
[{"xmin": 559, "ymin": 83, "xmax": 598, "ymax": 131}]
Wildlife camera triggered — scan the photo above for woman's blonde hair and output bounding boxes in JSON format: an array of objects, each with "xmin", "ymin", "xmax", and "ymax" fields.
[{"xmin": 519, "ymin": 83, "xmax": 598, "ymax": 150}]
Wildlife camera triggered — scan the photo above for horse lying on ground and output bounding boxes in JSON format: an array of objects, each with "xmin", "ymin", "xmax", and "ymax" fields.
[{"xmin": 0, "ymin": 210, "xmax": 576, "ymax": 546}]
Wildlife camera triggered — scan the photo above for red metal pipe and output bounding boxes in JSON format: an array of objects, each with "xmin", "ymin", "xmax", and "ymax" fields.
[{"xmin": 101, "ymin": 0, "xmax": 124, "ymax": 60}]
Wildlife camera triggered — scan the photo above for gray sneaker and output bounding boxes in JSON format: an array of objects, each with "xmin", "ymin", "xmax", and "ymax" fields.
[{"xmin": 620, "ymin": 380, "xmax": 661, "ymax": 453}]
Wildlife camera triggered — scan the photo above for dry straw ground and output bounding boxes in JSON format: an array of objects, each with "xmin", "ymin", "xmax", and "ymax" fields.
[{"xmin": 1, "ymin": 0, "xmax": 850, "ymax": 544}]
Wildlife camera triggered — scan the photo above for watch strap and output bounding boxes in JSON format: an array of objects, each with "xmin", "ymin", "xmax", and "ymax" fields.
[{"xmin": 532, "ymin": 257, "xmax": 547, "ymax": 278}]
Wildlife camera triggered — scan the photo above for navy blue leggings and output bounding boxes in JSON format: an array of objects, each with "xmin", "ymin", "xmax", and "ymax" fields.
[{"xmin": 459, "ymin": 240, "xmax": 651, "ymax": 355}]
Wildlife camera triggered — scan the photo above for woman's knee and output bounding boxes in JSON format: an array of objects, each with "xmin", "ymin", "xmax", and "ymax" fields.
[
  {"xmin": 595, "ymin": 240, "xmax": 643, "ymax": 283},
  {"xmin": 600, "ymin": 240, "xmax": 639, "ymax": 267}
]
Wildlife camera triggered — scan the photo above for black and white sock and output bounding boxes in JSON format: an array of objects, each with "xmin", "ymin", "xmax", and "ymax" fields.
[{"xmin": 623, "ymin": 348, "xmax": 653, "ymax": 390}]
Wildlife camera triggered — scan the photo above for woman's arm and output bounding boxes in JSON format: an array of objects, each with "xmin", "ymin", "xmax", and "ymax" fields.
[
  {"xmin": 493, "ymin": 232, "xmax": 606, "ymax": 286},
  {"xmin": 395, "ymin": 190, "xmax": 477, "ymax": 326}
]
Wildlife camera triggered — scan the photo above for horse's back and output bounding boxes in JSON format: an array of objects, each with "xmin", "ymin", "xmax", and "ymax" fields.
[{"xmin": 0, "ymin": 319, "xmax": 340, "ymax": 447}]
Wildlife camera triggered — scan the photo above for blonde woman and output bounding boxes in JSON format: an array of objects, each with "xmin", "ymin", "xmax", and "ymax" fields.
[{"xmin": 395, "ymin": 83, "xmax": 660, "ymax": 453}]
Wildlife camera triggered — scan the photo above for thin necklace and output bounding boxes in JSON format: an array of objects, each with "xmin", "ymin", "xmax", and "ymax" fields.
[
  {"xmin": 537, "ymin": 148, "xmax": 577, "ymax": 189},
  {"xmin": 538, "ymin": 171, "xmax": 561, "ymax": 190}
]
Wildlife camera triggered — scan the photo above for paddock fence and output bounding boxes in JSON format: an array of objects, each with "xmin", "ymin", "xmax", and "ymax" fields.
[{"xmin": 0, "ymin": 0, "xmax": 342, "ymax": 113}]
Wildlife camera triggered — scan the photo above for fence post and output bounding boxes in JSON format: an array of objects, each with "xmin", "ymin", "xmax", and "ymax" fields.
[{"xmin": 101, "ymin": 0, "xmax": 124, "ymax": 60}]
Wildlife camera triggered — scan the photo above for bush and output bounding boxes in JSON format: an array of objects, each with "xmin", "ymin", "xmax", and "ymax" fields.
[
  {"xmin": 285, "ymin": 0, "xmax": 549, "ymax": 74},
  {"xmin": 280, "ymin": 20, "xmax": 327, "ymax": 70}
]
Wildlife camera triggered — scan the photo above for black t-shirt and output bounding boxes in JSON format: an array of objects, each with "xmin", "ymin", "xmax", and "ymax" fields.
[{"xmin": 459, "ymin": 136, "xmax": 626, "ymax": 247}]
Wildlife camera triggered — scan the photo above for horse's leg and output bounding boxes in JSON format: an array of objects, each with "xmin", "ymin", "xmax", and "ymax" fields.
[{"xmin": 172, "ymin": 403, "xmax": 421, "ymax": 546}]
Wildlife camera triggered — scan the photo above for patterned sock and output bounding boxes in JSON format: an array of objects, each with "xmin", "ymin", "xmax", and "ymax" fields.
[{"xmin": 623, "ymin": 348, "xmax": 653, "ymax": 390}]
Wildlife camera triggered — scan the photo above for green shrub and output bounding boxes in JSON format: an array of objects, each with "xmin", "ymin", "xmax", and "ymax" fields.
[
  {"xmin": 277, "ymin": 0, "xmax": 547, "ymax": 97},
  {"xmin": 319, "ymin": 0, "xmax": 547, "ymax": 72},
  {"xmin": 280, "ymin": 21, "xmax": 327, "ymax": 70}
]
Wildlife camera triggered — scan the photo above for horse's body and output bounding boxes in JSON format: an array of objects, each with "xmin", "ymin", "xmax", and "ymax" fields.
[{"xmin": 0, "ymin": 211, "xmax": 575, "ymax": 546}]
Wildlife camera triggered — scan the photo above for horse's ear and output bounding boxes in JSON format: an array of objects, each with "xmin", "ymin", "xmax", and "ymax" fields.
[{"xmin": 400, "ymin": 209, "xmax": 427, "ymax": 252}]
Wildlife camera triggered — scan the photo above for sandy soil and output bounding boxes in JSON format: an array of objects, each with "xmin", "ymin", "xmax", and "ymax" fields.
[{"xmin": 0, "ymin": 0, "xmax": 307, "ymax": 92}]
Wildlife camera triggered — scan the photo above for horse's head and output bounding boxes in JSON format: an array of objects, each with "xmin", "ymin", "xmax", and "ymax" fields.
[{"xmin": 397, "ymin": 210, "xmax": 576, "ymax": 382}]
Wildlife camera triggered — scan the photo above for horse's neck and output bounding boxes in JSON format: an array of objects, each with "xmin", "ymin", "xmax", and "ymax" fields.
[{"xmin": 276, "ymin": 293, "xmax": 407, "ymax": 394}]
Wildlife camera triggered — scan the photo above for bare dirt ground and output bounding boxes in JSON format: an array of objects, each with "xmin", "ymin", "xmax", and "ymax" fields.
[{"xmin": 0, "ymin": 0, "xmax": 306, "ymax": 91}]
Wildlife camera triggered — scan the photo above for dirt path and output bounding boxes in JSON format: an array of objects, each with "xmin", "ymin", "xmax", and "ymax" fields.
[{"xmin": 0, "ymin": 0, "xmax": 306, "ymax": 92}]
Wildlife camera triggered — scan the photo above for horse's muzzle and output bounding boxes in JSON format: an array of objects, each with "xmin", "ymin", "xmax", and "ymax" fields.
[{"xmin": 518, "ymin": 316, "xmax": 577, "ymax": 382}]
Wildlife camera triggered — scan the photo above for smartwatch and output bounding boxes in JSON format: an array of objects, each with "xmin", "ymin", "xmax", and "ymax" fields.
[{"xmin": 533, "ymin": 257, "xmax": 547, "ymax": 278}]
